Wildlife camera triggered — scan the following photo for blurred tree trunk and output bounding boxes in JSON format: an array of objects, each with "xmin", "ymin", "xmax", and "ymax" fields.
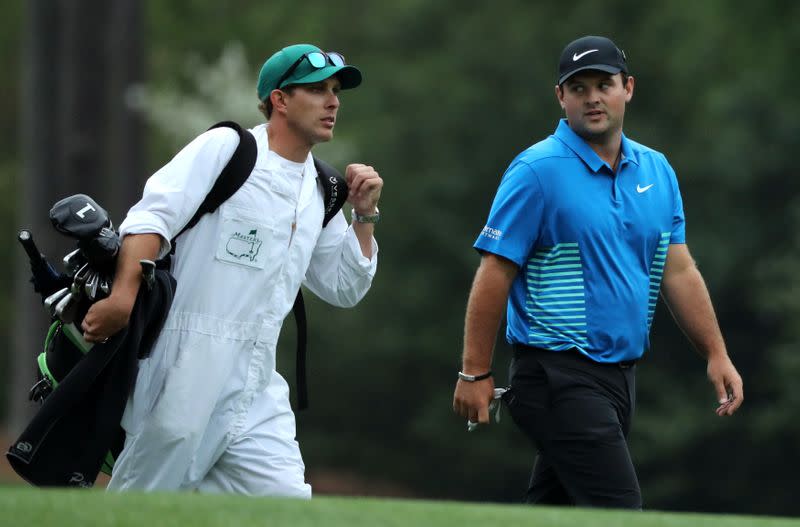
[
  {"xmin": 107, "ymin": 0, "xmax": 146, "ymax": 216},
  {"xmin": 10, "ymin": 0, "xmax": 62, "ymax": 437},
  {"xmin": 9, "ymin": 0, "xmax": 144, "ymax": 435}
]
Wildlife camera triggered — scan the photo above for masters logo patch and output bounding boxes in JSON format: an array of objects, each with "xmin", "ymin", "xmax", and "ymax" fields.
[
  {"xmin": 217, "ymin": 219, "xmax": 268, "ymax": 269},
  {"xmin": 226, "ymin": 229, "xmax": 263, "ymax": 262}
]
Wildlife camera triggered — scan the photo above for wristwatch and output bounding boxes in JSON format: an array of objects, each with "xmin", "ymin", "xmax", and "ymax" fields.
[{"xmin": 352, "ymin": 207, "xmax": 380, "ymax": 224}]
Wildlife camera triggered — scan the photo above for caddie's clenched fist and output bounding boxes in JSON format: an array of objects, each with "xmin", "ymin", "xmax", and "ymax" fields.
[{"xmin": 345, "ymin": 164, "xmax": 382, "ymax": 215}]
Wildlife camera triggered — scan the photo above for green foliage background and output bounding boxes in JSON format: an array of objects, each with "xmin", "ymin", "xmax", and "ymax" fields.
[{"xmin": 2, "ymin": 0, "xmax": 799, "ymax": 517}]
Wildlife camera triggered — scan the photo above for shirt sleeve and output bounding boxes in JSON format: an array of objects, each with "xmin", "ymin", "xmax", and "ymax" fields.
[
  {"xmin": 118, "ymin": 127, "xmax": 240, "ymax": 258},
  {"xmin": 665, "ymin": 158, "xmax": 686, "ymax": 244},
  {"xmin": 302, "ymin": 210, "xmax": 378, "ymax": 308},
  {"xmin": 473, "ymin": 159, "xmax": 544, "ymax": 267}
]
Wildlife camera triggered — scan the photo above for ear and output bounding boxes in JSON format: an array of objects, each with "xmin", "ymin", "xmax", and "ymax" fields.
[
  {"xmin": 270, "ymin": 89, "xmax": 290, "ymax": 116},
  {"xmin": 555, "ymin": 84, "xmax": 566, "ymax": 110},
  {"xmin": 624, "ymin": 75, "xmax": 635, "ymax": 103}
]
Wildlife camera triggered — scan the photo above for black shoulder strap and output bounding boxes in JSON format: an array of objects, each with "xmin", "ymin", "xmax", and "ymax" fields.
[
  {"xmin": 291, "ymin": 158, "xmax": 348, "ymax": 410},
  {"xmin": 175, "ymin": 121, "xmax": 257, "ymax": 240},
  {"xmin": 313, "ymin": 157, "xmax": 348, "ymax": 227},
  {"xmin": 292, "ymin": 291, "xmax": 309, "ymax": 410}
]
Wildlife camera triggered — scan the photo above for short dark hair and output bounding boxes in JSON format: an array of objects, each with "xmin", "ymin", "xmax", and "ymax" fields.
[{"xmin": 257, "ymin": 85, "xmax": 297, "ymax": 120}]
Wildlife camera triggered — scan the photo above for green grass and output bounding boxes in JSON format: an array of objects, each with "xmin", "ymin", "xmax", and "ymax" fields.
[{"xmin": 0, "ymin": 488, "xmax": 798, "ymax": 527}]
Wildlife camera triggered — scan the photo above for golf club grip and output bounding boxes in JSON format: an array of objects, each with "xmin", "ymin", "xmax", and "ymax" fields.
[{"xmin": 18, "ymin": 230, "xmax": 44, "ymax": 262}]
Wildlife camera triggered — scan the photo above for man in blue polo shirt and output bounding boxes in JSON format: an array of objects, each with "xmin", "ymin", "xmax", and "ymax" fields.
[{"xmin": 452, "ymin": 35, "xmax": 743, "ymax": 509}]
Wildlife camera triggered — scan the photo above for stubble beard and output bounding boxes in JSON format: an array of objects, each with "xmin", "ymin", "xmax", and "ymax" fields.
[
  {"xmin": 573, "ymin": 114, "xmax": 622, "ymax": 146},
  {"xmin": 288, "ymin": 119, "xmax": 333, "ymax": 148}
]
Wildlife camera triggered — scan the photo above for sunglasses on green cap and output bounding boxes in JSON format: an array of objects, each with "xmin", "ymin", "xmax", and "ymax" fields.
[{"xmin": 275, "ymin": 51, "xmax": 346, "ymax": 90}]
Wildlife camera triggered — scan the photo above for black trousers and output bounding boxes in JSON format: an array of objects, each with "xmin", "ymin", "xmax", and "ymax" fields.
[{"xmin": 505, "ymin": 345, "xmax": 642, "ymax": 509}]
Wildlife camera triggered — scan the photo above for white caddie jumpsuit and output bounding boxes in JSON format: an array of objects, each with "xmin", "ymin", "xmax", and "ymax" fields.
[{"xmin": 106, "ymin": 124, "xmax": 377, "ymax": 497}]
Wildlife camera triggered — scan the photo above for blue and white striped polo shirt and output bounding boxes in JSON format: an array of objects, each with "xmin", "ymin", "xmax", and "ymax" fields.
[{"xmin": 475, "ymin": 119, "xmax": 685, "ymax": 363}]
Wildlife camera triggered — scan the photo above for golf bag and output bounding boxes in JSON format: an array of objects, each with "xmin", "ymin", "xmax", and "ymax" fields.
[{"xmin": 7, "ymin": 192, "xmax": 175, "ymax": 485}]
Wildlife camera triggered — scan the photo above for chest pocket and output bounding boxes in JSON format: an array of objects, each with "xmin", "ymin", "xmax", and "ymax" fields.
[{"xmin": 215, "ymin": 208, "xmax": 275, "ymax": 270}]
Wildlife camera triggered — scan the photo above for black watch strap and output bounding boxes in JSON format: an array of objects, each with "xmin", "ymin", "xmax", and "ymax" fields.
[{"xmin": 458, "ymin": 370, "xmax": 492, "ymax": 382}]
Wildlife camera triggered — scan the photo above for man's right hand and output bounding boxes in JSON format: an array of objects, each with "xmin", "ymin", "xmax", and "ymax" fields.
[
  {"xmin": 81, "ymin": 293, "xmax": 136, "ymax": 343},
  {"xmin": 453, "ymin": 376, "xmax": 496, "ymax": 425},
  {"xmin": 454, "ymin": 254, "xmax": 517, "ymax": 427},
  {"xmin": 81, "ymin": 233, "xmax": 162, "ymax": 343}
]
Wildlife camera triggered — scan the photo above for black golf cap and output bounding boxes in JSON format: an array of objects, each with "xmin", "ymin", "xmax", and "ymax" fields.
[{"xmin": 558, "ymin": 35, "xmax": 628, "ymax": 85}]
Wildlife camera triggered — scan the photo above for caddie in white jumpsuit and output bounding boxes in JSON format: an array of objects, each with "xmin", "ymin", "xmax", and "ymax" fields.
[{"xmin": 81, "ymin": 44, "xmax": 383, "ymax": 497}]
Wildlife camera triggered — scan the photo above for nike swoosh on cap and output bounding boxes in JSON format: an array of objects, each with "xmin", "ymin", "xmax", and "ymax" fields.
[{"xmin": 573, "ymin": 49, "xmax": 599, "ymax": 61}]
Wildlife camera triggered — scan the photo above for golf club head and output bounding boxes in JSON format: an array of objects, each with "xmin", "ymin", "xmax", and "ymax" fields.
[
  {"xmin": 44, "ymin": 287, "xmax": 70, "ymax": 317},
  {"xmin": 83, "ymin": 272, "xmax": 93, "ymax": 300},
  {"xmin": 99, "ymin": 277, "xmax": 110, "ymax": 296},
  {"xmin": 84, "ymin": 272, "xmax": 100, "ymax": 301},
  {"xmin": 71, "ymin": 263, "xmax": 92, "ymax": 292},
  {"xmin": 54, "ymin": 292, "xmax": 76, "ymax": 323},
  {"xmin": 49, "ymin": 194, "xmax": 110, "ymax": 240},
  {"xmin": 63, "ymin": 249, "xmax": 87, "ymax": 278}
]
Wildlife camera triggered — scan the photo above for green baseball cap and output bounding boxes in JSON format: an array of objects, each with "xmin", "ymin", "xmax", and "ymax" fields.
[{"xmin": 257, "ymin": 44, "xmax": 362, "ymax": 101}]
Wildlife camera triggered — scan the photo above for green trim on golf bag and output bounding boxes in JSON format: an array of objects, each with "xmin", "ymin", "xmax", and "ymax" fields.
[
  {"xmin": 36, "ymin": 354, "xmax": 56, "ymax": 390},
  {"xmin": 33, "ymin": 321, "xmax": 93, "ymax": 400},
  {"xmin": 37, "ymin": 323, "xmax": 61, "ymax": 389}
]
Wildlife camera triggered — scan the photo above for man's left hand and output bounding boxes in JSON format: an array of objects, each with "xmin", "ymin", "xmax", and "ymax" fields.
[
  {"xmin": 345, "ymin": 164, "xmax": 382, "ymax": 214},
  {"xmin": 707, "ymin": 354, "xmax": 744, "ymax": 416}
]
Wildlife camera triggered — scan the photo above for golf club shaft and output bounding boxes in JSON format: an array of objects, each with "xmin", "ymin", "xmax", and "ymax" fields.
[{"xmin": 18, "ymin": 230, "xmax": 44, "ymax": 263}]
